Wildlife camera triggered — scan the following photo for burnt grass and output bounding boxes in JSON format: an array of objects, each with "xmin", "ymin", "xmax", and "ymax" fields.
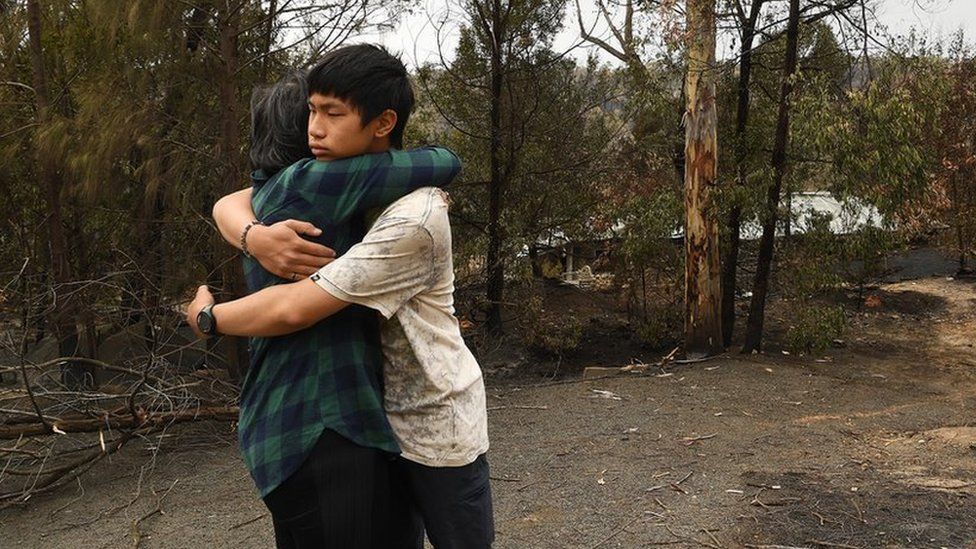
[
  {"xmin": 736, "ymin": 470, "xmax": 976, "ymax": 548},
  {"xmin": 1, "ymin": 276, "xmax": 974, "ymax": 548}
]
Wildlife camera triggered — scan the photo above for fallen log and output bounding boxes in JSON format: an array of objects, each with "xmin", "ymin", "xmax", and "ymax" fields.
[{"xmin": 0, "ymin": 406, "xmax": 239, "ymax": 439}]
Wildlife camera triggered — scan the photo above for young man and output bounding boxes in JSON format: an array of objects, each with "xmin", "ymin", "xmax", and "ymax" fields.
[
  {"xmin": 194, "ymin": 49, "xmax": 494, "ymax": 549},
  {"xmin": 216, "ymin": 47, "xmax": 462, "ymax": 549}
]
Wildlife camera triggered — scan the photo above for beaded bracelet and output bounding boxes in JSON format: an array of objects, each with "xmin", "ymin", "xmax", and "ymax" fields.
[{"xmin": 240, "ymin": 220, "xmax": 264, "ymax": 258}]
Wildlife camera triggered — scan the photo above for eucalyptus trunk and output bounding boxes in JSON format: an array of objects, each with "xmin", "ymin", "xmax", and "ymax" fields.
[{"xmin": 683, "ymin": 0, "xmax": 723, "ymax": 358}]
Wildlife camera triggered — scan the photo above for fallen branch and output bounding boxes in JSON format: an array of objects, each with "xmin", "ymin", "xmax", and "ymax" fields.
[
  {"xmin": 672, "ymin": 352, "xmax": 727, "ymax": 365},
  {"xmin": 0, "ymin": 428, "xmax": 142, "ymax": 509},
  {"xmin": 0, "ymin": 406, "xmax": 239, "ymax": 439}
]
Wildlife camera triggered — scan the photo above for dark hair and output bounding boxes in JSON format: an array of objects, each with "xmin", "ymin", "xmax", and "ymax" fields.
[
  {"xmin": 249, "ymin": 70, "xmax": 313, "ymax": 174},
  {"xmin": 307, "ymin": 44, "xmax": 414, "ymax": 148}
]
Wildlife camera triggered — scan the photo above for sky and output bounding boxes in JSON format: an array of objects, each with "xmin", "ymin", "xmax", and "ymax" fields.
[{"xmin": 361, "ymin": 0, "xmax": 976, "ymax": 68}]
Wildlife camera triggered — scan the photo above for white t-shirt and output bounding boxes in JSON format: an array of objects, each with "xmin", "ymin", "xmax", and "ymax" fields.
[{"xmin": 311, "ymin": 187, "xmax": 489, "ymax": 467}]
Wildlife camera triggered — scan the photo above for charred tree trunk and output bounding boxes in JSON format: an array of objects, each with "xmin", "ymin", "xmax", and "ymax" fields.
[
  {"xmin": 27, "ymin": 0, "xmax": 90, "ymax": 386},
  {"xmin": 721, "ymin": 0, "xmax": 763, "ymax": 348},
  {"xmin": 683, "ymin": 0, "xmax": 723, "ymax": 358},
  {"xmin": 484, "ymin": 0, "xmax": 506, "ymax": 333},
  {"xmin": 742, "ymin": 0, "xmax": 801, "ymax": 353},
  {"xmin": 216, "ymin": 1, "xmax": 249, "ymax": 379}
]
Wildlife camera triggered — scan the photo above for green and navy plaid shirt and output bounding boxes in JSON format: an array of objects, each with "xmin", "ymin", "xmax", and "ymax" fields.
[{"xmin": 239, "ymin": 147, "xmax": 461, "ymax": 497}]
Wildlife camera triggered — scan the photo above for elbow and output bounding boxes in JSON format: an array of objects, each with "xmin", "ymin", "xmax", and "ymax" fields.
[{"xmin": 212, "ymin": 194, "xmax": 229, "ymax": 221}]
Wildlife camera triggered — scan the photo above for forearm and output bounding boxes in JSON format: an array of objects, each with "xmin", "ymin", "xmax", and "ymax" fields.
[
  {"xmin": 213, "ymin": 188, "xmax": 257, "ymax": 250},
  {"xmin": 211, "ymin": 279, "xmax": 348, "ymax": 337}
]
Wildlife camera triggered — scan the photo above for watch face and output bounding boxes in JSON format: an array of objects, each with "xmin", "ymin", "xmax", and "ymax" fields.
[{"xmin": 197, "ymin": 309, "xmax": 213, "ymax": 334}]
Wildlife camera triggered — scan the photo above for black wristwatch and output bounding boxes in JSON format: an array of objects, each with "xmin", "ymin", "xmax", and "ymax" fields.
[{"xmin": 196, "ymin": 303, "xmax": 218, "ymax": 336}]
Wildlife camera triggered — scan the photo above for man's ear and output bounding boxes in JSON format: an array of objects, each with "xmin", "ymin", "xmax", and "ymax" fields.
[{"xmin": 372, "ymin": 109, "xmax": 397, "ymax": 139}]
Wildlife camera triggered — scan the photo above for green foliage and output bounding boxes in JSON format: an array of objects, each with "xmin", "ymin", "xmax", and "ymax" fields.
[
  {"xmin": 2, "ymin": 0, "xmax": 974, "ymax": 358},
  {"xmin": 633, "ymin": 303, "xmax": 682, "ymax": 349},
  {"xmin": 414, "ymin": 12, "xmax": 622, "ymax": 290},
  {"xmin": 778, "ymin": 211, "xmax": 843, "ymax": 298},
  {"xmin": 840, "ymin": 224, "xmax": 899, "ymax": 291},
  {"xmin": 518, "ymin": 294, "xmax": 583, "ymax": 356},
  {"xmin": 612, "ymin": 182, "xmax": 684, "ymax": 333},
  {"xmin": 785, "ymin": 304, "xmax": 846, "ymax": 354},
  {"xmin": 0, "ymin": 0, "xmax": 409, "ymax": 345},
  {"xmin": 795, "ymin": 36, "xmax": 952, "ymax": 225}
]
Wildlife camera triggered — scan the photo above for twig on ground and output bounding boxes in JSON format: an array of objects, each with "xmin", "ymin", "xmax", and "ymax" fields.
[
  {"xmin": 808, "ymin": 541, "xmax": 861, "ymax": 549},
  {"xmin": 230, "ymin": 513, "xmax": 269, "ymax": 530},
  {"xmin": 743, "ymin": 545, "xmax": 812, "ymax": 549},
  {"xmin": 49, "ymin": 477, "xmax": 85, "ymax": 518},
  {"xmin": 129, "ymin": 479, "xmax": 179, "ymax": 549},
  {"xmin": 664, "ymin": 524, "xmax": 720, "ymax": 548},
  {"xmin": 682, "ymin": 434, "xmax": 717, "ymax": 445},
  {"xmin": 486, "ymin": 405, "xmax": 549, "ymax": 411},
  {"xmin": 699, "ymin": 526, "xmax": 723, "ymax": 548},
  {"xmin": 849, "ymin": 497, "xmax": 865, "ymax": 523},
  {"xmin": 516, "ymin": 373, "xmax": 619, "ymax": 389},
  {"xmin": 672, "ymin": 353, "xmax": 727, "ymax": 365},
  {"xmin": 516, "ymin": 478, "xmax": 546, "ymax": 492},
  {"xmin": 589, "ymin": 515, "xmax": 641, "ymax": 548},
  {"xmin": 674, "ymin": 471, "xmax": 694, "ymax": 485}
]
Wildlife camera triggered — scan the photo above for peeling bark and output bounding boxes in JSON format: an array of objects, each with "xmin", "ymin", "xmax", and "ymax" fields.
[{"xmin": 683, "ymin": 0, "xmax": 723, "ymax": 358}]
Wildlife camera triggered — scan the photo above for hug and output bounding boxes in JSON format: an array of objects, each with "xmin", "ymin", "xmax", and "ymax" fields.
[{"xmin": 186, "ymin": 43, "xmax": 493, "ymax": 549}]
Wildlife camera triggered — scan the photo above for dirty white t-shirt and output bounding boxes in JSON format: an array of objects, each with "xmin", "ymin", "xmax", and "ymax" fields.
[{"xmin": 311, "ymin": 187, "xmax": 489, "ymax": 467}]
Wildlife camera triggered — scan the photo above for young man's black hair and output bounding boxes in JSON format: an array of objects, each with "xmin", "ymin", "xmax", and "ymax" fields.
[
  {"xmin": 307, "ymin": 44, "xmax": 414, "ymax": 149},
  {"xmin": 249, "ymin": 70, "xmax": 313, "ymax": 175}
]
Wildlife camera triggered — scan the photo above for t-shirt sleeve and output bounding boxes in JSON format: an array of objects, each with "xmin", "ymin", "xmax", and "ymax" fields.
[{"xmin": 310, "ymin": 217, "xmax": 435, "ymax": 318}]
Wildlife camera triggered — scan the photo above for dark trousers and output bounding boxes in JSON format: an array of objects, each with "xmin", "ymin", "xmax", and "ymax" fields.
[
  {"xmin": 262, "ymin": 429, "xmax": 391, "ymax": 549},
  {"xmin": 388, "ymin": 454, "xmax": 495, "ymax": 549}
]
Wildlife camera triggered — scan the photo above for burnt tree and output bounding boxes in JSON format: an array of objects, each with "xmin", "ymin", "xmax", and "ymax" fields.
[{"xmin": 742, "ymin": 0, "xmax": 801, "ymax": 353}]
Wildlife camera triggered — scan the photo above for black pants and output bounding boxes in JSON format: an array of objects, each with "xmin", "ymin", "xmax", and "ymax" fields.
[
  {"xmin": 388, "ymin": 454, "xmax": 495, "ymax": 549},
  {"xmin": 262, "ymin": 429, "xmax": 391, "ymax": 549}
]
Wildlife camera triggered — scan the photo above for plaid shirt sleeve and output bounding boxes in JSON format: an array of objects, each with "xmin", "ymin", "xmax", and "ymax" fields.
[{"xmin": 277, "ymin": 146, "xmax": 461, "ymax": 225}]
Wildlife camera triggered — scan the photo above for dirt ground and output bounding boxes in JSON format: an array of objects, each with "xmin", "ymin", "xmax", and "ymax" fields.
[{"xmin": 1, "ymin": 276, "xmax": 974, "ymax": 548}]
